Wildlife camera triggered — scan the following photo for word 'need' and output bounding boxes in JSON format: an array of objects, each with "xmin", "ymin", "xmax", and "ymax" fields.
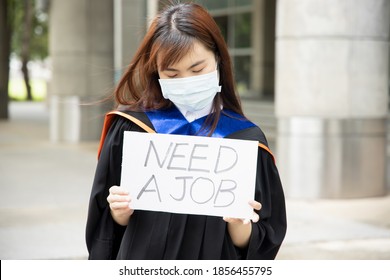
[{"xmin": 144, "ymin": 140, "xmax": 238, "ymax": 174}]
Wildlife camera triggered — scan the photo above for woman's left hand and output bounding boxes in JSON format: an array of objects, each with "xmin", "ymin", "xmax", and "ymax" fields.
[
  {"xmin": 222, "ymin": 200, "xmax": 262, "ymax": 248},
  {"xmin": 223, "ymin": 200, "xmax": 262, "ymax": 224}
]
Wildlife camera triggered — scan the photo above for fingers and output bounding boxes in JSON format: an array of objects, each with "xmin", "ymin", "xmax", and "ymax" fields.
[
  {"xmin": 109, "ymin": 185, "xmax": 129, "ymax": 196},
  {"xmin": 107, "ymin": 193, "xmax": 130, "ymax": 204},
  {"xmin": 249, "ymin": 200, "xmax": 262, "ymax": 211},
  {"xmin": 223, "ymin": 200, "xmax": 262, "ymax": 224},
  {"xmin": 249, "ymin": 200, "xmax": 261, "ymax": 223},
  {"xmin": 251, "ymin": 212, "xmax": 260, "ymax": 223},
  {"xmin": 223, "ymin": 216, "xmax": 257, "ymax": 224},
  {"xmin": 107, "ymin": 185, "xmax": 132, "ymax": 210},
  {"xmin": 223, "ymin": 217, "xmax": 245, "ymax": 226}
]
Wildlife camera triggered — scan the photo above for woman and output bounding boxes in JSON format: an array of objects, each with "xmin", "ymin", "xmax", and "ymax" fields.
[{"xmin": 86, "ymin": 2, "xmax": 286, "ymax": 260}]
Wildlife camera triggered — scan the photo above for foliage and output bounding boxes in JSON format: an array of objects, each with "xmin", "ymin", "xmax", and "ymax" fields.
[
  {"xmin": 9, "ymin": 78, "xmax": 46, "ymax": 101},
  {"xmin": 9, "ymin": 0, "xmax": 49, "ymax": 60}
]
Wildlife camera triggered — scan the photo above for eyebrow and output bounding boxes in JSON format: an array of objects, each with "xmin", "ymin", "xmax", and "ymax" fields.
[{"xmin": 164, "ymin": 59, "xmax": 206, "ymax": 72}]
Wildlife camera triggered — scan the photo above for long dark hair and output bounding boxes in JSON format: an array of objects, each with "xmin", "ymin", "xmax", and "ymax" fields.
[{"xmin": 114, "ymin": 2, "xmax": 244, "ymax": 134}]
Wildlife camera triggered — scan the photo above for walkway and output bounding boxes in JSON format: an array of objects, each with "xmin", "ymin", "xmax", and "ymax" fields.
[{"xmin": 0, "ymin": 102, "xmax": 389, "ymax": 259}]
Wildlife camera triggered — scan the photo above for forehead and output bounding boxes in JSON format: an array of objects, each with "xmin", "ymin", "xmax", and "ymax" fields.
[{"xmin": 157, "ymin": 40, "xmax": 215, "ymax": 69}]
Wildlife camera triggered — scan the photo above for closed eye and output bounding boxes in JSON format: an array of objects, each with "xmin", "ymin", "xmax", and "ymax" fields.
[{"xmin": 192, "ymin": 68, "xmax": 204, "ymax": 73}]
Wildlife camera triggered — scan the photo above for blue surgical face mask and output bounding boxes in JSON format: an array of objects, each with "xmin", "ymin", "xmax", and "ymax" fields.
[{"xmin": 158, "ymin": 70, "xmax": 222, "ymax": 112}]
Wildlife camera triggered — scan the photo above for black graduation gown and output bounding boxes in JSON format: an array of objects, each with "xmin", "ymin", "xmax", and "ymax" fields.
[{"xmin": 85, "ymin": 107, "xmax": 287, "ymax": 260}]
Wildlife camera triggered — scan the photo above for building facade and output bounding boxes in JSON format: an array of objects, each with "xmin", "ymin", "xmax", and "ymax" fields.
[{"xmin": 48, "ymin": 0, "xmax": 389, "ymax": 198}]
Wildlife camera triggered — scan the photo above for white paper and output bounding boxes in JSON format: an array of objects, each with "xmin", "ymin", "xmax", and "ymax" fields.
[{"xmin": 120, "ymin": 131, "xmax": 259, "ymax": 219}]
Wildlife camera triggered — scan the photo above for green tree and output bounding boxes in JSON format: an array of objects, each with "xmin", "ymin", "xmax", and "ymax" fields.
[
  {"xmin": 0, "ymin": 0, "xmax": 48, "ymax": 118},
  {"xmin": 11, "ymin": 0, "xmax": 49, "ymax": 101}
]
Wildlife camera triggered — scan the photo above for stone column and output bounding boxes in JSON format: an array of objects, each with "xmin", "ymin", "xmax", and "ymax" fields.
[
  {"xmin": 275, "ymin": 0, "xmax": 389, "ymax": 198},
  {"xmin": 49, "ymin": 0, "xmax": 114, "ymax": 142},
  {"xmin": 114, "ymin": 0, "xmax": 147, "ymax": 83},
  {"xmin": 114, "ymin": 0, "xmax": 149, "ymax": 81},
  {"xmin": 250, "ymin": 0, "xmax": 276, "ymax": 98}
]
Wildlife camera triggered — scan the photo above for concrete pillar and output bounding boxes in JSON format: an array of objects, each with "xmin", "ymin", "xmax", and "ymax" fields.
[
  {"xmin": 250, "ymin": 0, "xmax": 265, "ymax": 98},
  {"xmin": 250, "ymin": 0, "xmax": 276, "ymax": 98},
  {"xmin": 48, "ymin": 0, "xmax": 114, "ymax": 142},
  {"xmin": 275, "ymin": 0, "xmax": 389, "ymax": 198},
  {"xmin": 114, "ymin": 0, "xmax": 147, "ymax": 83}
]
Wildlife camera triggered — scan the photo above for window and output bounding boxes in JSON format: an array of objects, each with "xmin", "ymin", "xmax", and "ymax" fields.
[
  {"xmin": 156, "ymin": 0, "xmax": 276, "ymax": 99},
  {"xmin": 197, "ymin": 0, "xmax": 254, "ymax": 96}
]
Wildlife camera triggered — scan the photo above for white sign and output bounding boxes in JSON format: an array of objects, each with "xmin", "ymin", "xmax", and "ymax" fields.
[{"xmin": 120, "ymin": 131, "xmax": 259, "ymax": 219}]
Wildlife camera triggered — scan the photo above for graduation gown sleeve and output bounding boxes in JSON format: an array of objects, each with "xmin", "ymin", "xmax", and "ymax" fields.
[
  {"xmin": 85, "ymin": 110, "xmax": 287, "ymax": 260},
  {"xmin": 85, "ymin": 116, "xmax": 146, "ymax": 259},
  {"xmin": 227, "ymin": 126, "xmax": 287, "ymax": 259}
]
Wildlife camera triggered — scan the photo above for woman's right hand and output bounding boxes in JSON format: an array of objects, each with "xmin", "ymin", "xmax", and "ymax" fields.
[{"xmin": 107, "ymin": 185, "xmax": 134, "ymax": 226}]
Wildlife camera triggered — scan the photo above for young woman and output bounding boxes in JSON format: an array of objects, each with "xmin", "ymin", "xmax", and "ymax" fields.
[{"xmin": 86, "ymin": 2, "xmax": 286, "ymax": 260}]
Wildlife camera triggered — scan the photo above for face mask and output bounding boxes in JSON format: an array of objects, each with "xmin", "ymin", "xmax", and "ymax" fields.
[{"xmin": 158, "ymin": 70, "xmax": 222, "ymax": 112}]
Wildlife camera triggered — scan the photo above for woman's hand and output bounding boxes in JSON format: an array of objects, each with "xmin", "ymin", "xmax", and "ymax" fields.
[
  {"xmin": 107, "ymin": 185, "xmax": 134, "ymax": 226},
  {"xmin": 223, "ymin": 200, "xmax": 262, "ymax": 248}
]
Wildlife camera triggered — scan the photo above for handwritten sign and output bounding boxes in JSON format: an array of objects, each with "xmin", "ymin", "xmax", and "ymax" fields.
[{"xmin": 120, "ymin": 131, "xmax": 258, "ymax": 219}]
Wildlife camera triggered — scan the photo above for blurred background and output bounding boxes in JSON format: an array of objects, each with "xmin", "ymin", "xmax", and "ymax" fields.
[{"xmin": 0, "ymin": 0, "xmax": 389, "ymax": 259}]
